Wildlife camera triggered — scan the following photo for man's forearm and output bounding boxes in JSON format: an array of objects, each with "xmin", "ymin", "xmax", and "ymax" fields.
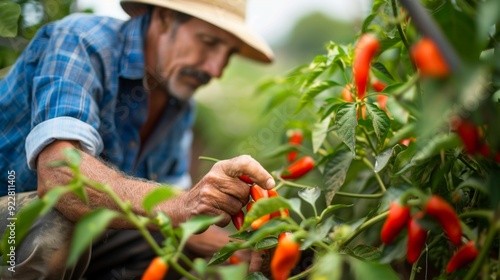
[{"xmin": 36, "ymin": 140, "xmax": 186, "ymax": 228}]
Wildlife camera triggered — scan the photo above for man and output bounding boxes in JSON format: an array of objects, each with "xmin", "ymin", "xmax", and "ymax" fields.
[{"xmin": 0, "ymin": 0, "xmax": 274, "ymax": 278}]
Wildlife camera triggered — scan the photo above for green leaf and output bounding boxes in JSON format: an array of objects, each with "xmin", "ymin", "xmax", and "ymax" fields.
[
  {"xmin": 242, "ymin": 197, "xmax": 291, "ymax": 230},
  {"xmin": 245, "ymin": 272, "xmax": 269, "ymax": 280},
  {"xmin": 361, "ymin": 14, "xmax": 377, "ymax": 34},
  {"xmin": 349, "ymin": 256, "xmax": 400, "ymax": 280},
  {"xmin": 372, "ymin": 62, "xmax": 395, "ymax": 82},
  {"xmin": 365, "ymin": 103, "xmax": 391, "ymax": 148},
  {"xmin": 393, "ymin": 144, "xmax": 418, "ymax": 175},
  {"xmin": 254, "ymin": 236, "xmax": 278, "ymax": 251},
  {"xmin": 264, "ymin": 90, "xmax": 294, "ymax": 111},
  {"xmin": 302, "ymin": 55, "xmax": 328, "ymax": 87},
  {"xmin": 387, "ymin": 123, "xmax": 417, "ymax": 147},
  {"xmin": 298, "ymin": 186, "xmax": 321, "ymax": 207},
  {"xmin": 312, "ymin": 117, "xmax": 331, "ymax": 153},
  {"xmin": 67, "ymin": 209, "xmax": 120, "ymax": 266},
  {"xmin": 243, "ymin": 222, "xmax": 289, "ymax": 246},
  {"xmin": 142, "ymin": 186, "xmax": 179, "ymax": 215},
  {"xmin": 179, "ymin": 215, "xmax": 222, "ymax": 247},
  {"xmin": 346, "ymin": 245, "xmax": 382, "ymax": 261},
  {"xmin": 1, "ymin": 198, "xmax": 44, "ymax": 261},
  {"xmin": 40, "ymin": 187, "xmax": 72, "ymax": 215},
  {"xmin": 310, "ymin": 252, "xmax": 342, "ymax": 280},
  {"xmin": 374, "ymin": 145, "xmax": 405, "ymax": 173},
  {"xmin": 218, "ymin": 262, "xmax": 248, "ymax": 280},
  {"xmin": 287, "ymin": 198, "xmax": 302, "ymax": 218},
  {"xmin": 322, "ymin": 150, "xmax": 353, "ymax": 205},
  {"xmin": 0, "ymin": 1, "xmax": 21, "ymax": 38},
  {"xmin": 411, "ymin": 134, "xmax": 462, "ymax": 165},
  {"xmin": 477, "ymin": 0, "xmax": 500, "ymax": 43},
  {"xmin": 297, "ymin": 80, "xmax": 338, "ymax": 112},
  {"xmin": 335, "ymin": 103, "xmax": 358, "ymax": 155},
  {"xmin": 69, "ymin": 181, "xmax": 89, "ymax": 205},
  {"xmin": 209, "ymin": 242, "xmax": 243, "ymax": 265}
]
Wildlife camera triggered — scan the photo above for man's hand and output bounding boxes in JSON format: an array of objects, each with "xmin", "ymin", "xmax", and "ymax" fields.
[{"xmin": 177, "ymin": 155, "xmax": 275, "ymax": 227}]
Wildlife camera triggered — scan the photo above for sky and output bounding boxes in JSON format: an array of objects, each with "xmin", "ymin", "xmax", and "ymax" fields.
[{"xmin": 77, "ymin": 0, "xmax": 372, "ymax": 46}]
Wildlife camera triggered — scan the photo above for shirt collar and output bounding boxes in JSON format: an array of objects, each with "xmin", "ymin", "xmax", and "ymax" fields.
[{"xmin": 119, "ymin": 12, "xmax": 151, "ymax": 79}]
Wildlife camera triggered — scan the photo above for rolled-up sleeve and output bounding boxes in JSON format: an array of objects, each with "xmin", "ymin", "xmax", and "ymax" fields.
[{"xmin": 26, "ymin": 23, "xmax": 109, "ymax": 169}]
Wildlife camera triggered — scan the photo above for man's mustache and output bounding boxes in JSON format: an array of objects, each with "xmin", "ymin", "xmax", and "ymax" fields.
[{"xmin": 180, "ymin": 68, "xmax": 211, "ymax": 85}]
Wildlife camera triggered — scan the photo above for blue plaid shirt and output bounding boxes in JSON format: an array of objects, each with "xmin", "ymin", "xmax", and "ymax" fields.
[{"xmin": 0, "ymin": 13, "xmax": 195, "ymax": 196}]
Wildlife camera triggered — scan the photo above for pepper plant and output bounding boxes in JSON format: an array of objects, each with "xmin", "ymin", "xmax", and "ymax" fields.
[{"xmin": 217, "ymin": 0, "xmax": 500, "ymax": 279}]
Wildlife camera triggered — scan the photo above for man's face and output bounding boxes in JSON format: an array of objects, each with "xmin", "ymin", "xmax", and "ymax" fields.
[{"xmin": 152, "ymin": 15, "xmax": 241, "ymax": 100}]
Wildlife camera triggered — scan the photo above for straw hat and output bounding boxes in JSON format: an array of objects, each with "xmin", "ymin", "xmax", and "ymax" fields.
[{"xmin": 120, "ymin": 0, "xmax": 274, "ymax": 63}]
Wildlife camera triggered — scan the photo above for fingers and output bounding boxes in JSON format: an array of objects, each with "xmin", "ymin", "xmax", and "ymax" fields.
[
  {"xmin": 183, "ymin": 155, "xmax": 273, "ymax": 227},
  {"xmin": 217, "ymin": 155, "xmax": 275, "ymax": 190}
]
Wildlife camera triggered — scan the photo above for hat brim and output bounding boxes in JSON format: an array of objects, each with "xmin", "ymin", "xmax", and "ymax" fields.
[{"xmin": 120, "ymin": 0, "xmax": 273, "ymax": 63}]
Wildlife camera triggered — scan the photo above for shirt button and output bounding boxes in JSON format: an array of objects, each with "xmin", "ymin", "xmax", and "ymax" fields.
[{"xmin": 130, "ymin": 141, "xmax": 136, "ymax": 148}]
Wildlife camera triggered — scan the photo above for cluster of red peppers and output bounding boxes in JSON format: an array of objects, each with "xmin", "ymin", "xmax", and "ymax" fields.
[
  {"xmin": 454, "ymin": 118, "xmax": 500, "ymax": 163},
  {"xmin": 231, "ymin": 182, "xmax": 290, "ymax": 231},
  {"xmin": 380, "ymin": 195, "xmax": 479, "ymax": 273},
  {"xmin": 283, "ymin": 129, "xmax": 315, "ymax": 179}
]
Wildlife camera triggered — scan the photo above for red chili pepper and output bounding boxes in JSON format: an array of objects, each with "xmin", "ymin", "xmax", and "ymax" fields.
[
  {"xmin": 446, "ymin": 240, "xmax": 479, "ymax": 273},
  {"xmin": 425, "ymin": 195, "xmax": 462, "ymax": 246},
  {"xmin": 232, "ymin": 210, "xmax": 245, "ymax": 231},
  {"xmin": 238, "ymin": 174, "xmax": 254, "ymax": 185},
  {"xmin": 406, "ymin": 212, "xmax": 427, "ymax": 264},
  {"xmin": 400, "ymin": 138, "xmax": 414, "ymax": 147},
  {"xmin": 372, "ymin": 80, "xmax": 386, "ymax": 92},
  {"xmin": 455, "ymin": 118, "xmax": 481, "ymax": 154},
  {"xmin": 281, "ymin": 156, "xmax": 315, "ymax": 180},
  {"xmin": 411, "ymin": 38, "xmax": 450, "ymax": 78},
  {"xmin": 268, "ymin": 189, "xmax": 290, "ymax": 218},
  {"xmin": 228, "ymin": 254, "xmax": 242, "ymax": 265},
  {"xmin": 271, "ymin": 232, "xmax": 301, "ymax": 280},
  {"xmin": 353, "ymin": 33, "xmax": 380, "ymax": 99},
  {"xmin": 250, "ymin": 184, "xmax": 268, "ymax": 201},
  {"xmin": 246, "ymin": 201, "xmax": 270, "ymax": 230},
  {"xmin": 377, "ymin": 95, "xmax": 388, "ymax": 111},
  {"xmin": 142, "ymin": 257, "xmax": 168, "ymax": 280},
  {"xmin": 341, "ymin": 84, "xmax": 354, "ymax": 102},
  {"xmin": 287, "ymin": 130, "xmax": 303, "ymax": 163},
  {"xmin": 381, "ymin": 201, "xmax": 410, "ymax": 244}
]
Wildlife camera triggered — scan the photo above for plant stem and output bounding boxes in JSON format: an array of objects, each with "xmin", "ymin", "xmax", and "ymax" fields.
[
  {"xmin": 391, "ymin": 0, "xmax": 410, "ymax": 49},
  {"xmin": 83, "ymin": 178, "xmax": 164, "ymax": 256},
  {"xmin": 409, "ymin": 235, "xmax": 441, "ymax": 280},
  {"xmin": 288, "ymin": 265, "xmax": 314, "ymax": 280},
  {"xmin": 335, "ymin": 191, "xmax": 384, "ymax": 199},
  {"xmin": 198, "ymin": 156, "xmax": 220, "ymax": 163},
  {"xmin": 340, "ymin": 211, "xmax": 388, "ymax": 246},
  {"xmin": 362, "ymin": 157, "xmax": 387, "ymax": 192},
  {"xmin": 361, "ymin": 128, "xmax": 378, "ymax": 155},
  {"xmin": 459, "ymin": 210, "xmax": 494, "ymax": 221},
  {"xmin": 169, "ymin": 259, "xmax": 199, "ymax": 280}
]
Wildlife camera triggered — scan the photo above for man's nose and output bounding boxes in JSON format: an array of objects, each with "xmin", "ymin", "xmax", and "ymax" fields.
[{"xmin": 202, "ymin": 52, "xmax": 229, "ymax": 79}]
